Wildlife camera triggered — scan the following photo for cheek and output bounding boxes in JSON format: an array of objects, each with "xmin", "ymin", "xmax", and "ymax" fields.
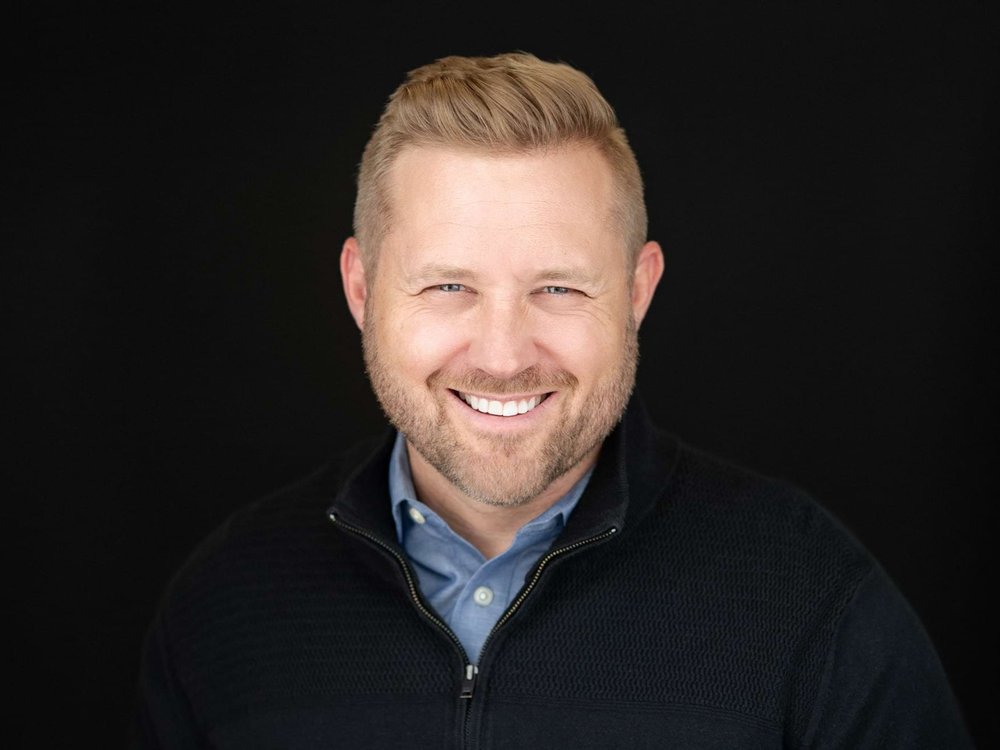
[
  {"xmin": 385, "ymin": 311, "xmax": 466, "ymax": 377},
  {"xmin": 539, "ymin": 315, "xmax": 624, "ymax": 379}
]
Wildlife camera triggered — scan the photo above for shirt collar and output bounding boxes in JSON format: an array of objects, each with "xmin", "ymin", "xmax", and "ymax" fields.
[
  {"xmin": 328, "ymin": 397, "xmax": 681, "ymax": 551},
  {"xmin": 388, "ymin": 432, "xmax": 420, "ymax": 542},
  {"xmin": 388, "ymin": 432, "xmax": 592, "ymax": 546}
]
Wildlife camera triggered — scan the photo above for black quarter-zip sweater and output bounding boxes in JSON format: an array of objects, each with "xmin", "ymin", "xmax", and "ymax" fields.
[{"xmin": 134, "ymin": 400, "xmax": 972, "ymax": 748}]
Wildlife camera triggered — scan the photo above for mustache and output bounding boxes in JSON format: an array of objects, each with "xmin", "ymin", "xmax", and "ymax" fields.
[{"xmin": 429, "ymin": 365, "xmax": 578, "ymax": 395}]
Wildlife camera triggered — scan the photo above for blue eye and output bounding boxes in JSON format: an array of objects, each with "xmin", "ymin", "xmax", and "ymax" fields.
[
  {"xmin": 542, "ymin": 286, "xmax": 571, "ymax": 295},
  {"xmin": 437, "ymin": 283, "xmax": 465, "ymax": 292}
]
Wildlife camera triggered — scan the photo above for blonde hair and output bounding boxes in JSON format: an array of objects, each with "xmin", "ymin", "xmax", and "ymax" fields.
[{"xmin": 353, "ymin": 52, "xmax": 647, "ymax": 272}]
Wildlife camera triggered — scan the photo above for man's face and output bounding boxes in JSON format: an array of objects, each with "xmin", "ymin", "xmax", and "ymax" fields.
[{"xmin": 354, "ymin": 145, "xmax": 654, "ymax": 507}]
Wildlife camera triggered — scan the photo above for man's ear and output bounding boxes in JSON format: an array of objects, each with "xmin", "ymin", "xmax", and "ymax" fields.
[
  {"xmin": 631, "ymin": 241, "xmax": 665, "ymax": 326},
  {"xmin": 340, "ymin": 237, "xmax": 368, "ymax": 330}
]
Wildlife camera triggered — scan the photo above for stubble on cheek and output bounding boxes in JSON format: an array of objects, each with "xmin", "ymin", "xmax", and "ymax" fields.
[{"xmin": 361, "ymin": 298, "xmax": 639, "ymax": 508}]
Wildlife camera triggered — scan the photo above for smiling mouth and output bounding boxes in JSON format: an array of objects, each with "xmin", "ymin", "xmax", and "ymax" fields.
[{"xmin": 452, "ymin": 390, "xmax": 552, "ymax": 417}]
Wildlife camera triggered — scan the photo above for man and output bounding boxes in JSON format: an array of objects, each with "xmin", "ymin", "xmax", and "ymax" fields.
[{"xmin": 135, "ymin": 53, "xmax": 971, "ymax": 748}]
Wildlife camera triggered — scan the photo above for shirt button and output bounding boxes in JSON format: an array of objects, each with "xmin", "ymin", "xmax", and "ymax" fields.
[
  {"xmin": 408, "ymin": 507, "xmax": 426, "ymax": 524},
  {"xmin": 473, "ymin": 586, "xmax": 494, "ymax": 607}
]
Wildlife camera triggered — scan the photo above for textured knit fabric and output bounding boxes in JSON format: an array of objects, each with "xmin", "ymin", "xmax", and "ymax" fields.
[
  {"xmin": 133, "ymin": 399, "xmax": 973, "ymax": 749},
  {"xmin": 388, "ymin": 431, "xmax": 591, "ymax": 663}
]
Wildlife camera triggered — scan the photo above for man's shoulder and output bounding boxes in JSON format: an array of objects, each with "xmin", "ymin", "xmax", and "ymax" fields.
[
  {"xmin": 649, "ymin": 435, "xmax": 874, "ymax": 581},
  {"xmin": 161, "ymin": 432, "xmax": 389, "ymax": 603},
  {"xmin": 670, "ymin": 440, "xmax": 842, "ymax": 517}
]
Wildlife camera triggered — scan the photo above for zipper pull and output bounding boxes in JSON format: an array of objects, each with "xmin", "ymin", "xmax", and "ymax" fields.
[{"xmin": 460, "ymin": 663, "xmax": 478, "ymax": 699}]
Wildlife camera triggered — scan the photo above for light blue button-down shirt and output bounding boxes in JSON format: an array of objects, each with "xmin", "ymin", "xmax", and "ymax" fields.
[{"xmin": 389, "ymin": 432, "xmax": 592, "ymax": 664}]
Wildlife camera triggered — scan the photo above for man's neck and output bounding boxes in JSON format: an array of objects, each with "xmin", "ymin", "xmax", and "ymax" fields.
[{"xmin": 405, "ymin": 444, "xmax": 600, "ymax": 560}]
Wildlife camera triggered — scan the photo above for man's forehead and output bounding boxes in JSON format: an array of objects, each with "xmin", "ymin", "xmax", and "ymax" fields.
[{"xmin": 384, "ymin": 145, "xmax": 619, "ymax": 248}]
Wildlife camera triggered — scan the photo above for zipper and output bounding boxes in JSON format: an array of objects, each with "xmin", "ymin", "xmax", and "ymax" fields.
[
  {"xmin": 327, "ymin": 511, "xmax": 473, "ymax": 667},
  {"xmin": 329, "ymin": 511, "xmax": 479, "ymax": 749},
  {"xmin": 462, "ymin": 525, "xmax": 619, "ymax": 748},
  {"xmin": 331, "ymin": 510, "xmax": 617, "ymax": 749},
  {"xmin": 460, "ymin": 663, "xmax": 478, "ymax": 698},
  {"xmin": 476, "ymin": 526, "xmax": 618, "ymax": 664}
]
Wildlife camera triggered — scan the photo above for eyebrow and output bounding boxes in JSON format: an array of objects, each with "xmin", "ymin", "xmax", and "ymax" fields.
[
  {"xmin": 407, "ymin": 264, "xmax": 480, "ymax": 284},
  {"xmin": 531, "ymin": 268, "xmax": 600, "ymax": 286}
]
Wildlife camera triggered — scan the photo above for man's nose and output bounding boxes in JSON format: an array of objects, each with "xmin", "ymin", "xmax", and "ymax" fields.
[{"xmin": 465, "ymin": 298, "xmax": 538, "ymax": 380}]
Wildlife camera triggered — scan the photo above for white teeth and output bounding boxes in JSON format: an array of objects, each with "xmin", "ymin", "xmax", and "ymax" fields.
[{"xmin": 459, "ymin": 392, "xmax": 547, "ymax": 417}]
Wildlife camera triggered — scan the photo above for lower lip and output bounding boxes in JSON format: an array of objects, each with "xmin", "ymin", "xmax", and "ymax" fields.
[{"xmin": 448, "ymin": 390, "xmax": 556, "ymax": 429}]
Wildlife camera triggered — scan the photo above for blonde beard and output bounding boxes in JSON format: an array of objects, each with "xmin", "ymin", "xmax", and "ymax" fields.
[{"xmin": 363, "ymin": 307, "xmax": 638, "ymax": 508}]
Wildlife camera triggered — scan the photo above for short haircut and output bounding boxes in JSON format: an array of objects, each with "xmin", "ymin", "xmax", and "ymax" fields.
[{"xmin": 353, "ymin": 52, "xmax": 647, "ymax": 273}]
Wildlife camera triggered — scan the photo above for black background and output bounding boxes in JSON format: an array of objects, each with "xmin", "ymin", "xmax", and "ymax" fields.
[{"xmin": 10, "ymin": 2, "xmax": 998, "ymax": 745}]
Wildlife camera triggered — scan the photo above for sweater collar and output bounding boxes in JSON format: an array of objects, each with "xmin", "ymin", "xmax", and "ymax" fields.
[{"xmin": 327, "ymin": 395, "xmax": 679, "ymax": 548}]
